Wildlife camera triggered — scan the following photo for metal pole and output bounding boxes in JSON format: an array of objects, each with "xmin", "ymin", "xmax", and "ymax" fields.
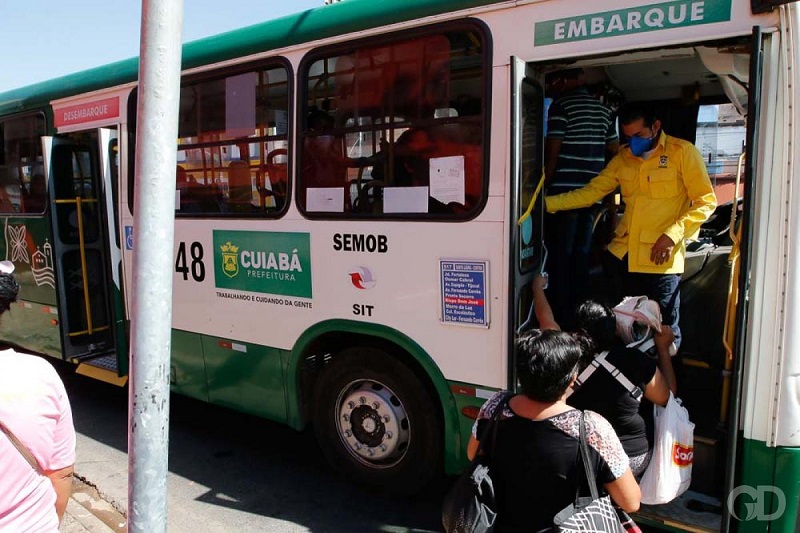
[{"xmin": 128, "ymin": 1, "xmax": 183, "ymax": 531}]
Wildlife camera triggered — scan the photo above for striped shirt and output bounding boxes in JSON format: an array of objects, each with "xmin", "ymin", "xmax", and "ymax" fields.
[{"xmin": 547, "ymin": 87, "xmax": 617, "ymax": 189}]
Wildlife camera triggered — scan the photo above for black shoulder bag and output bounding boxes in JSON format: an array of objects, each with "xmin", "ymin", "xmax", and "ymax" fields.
[
  {"xmin": 553, "ymin": 412, "xmax": 625, "ymax": 533},
  {"xmin": 441, "ymin": 394, "xmax": 510, "ymax": 533}
]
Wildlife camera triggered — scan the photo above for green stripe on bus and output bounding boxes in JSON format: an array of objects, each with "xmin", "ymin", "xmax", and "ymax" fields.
[
  {"xmin": 736, "ymin": 439, "xmax": 800, "ymax": 532},
  {"xmin": 173, "ymin": 323, "xmax": 467, "ymax": 475},
  {"xmin": 170, "ymin": 329, "xmax": 289, "ymax": 423}
]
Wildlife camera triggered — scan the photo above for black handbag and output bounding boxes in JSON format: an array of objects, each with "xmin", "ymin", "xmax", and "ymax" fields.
[
  {"xmin": 553, "ymin": 412, "xmax": 625, "ymax": 533},
  {"xmin": 441, "ymin": 394, "xmax": 509, "ymax": 533}
]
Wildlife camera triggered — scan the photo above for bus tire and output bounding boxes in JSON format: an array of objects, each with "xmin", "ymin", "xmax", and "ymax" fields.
[{"xmin": 312, "ymin": 347, "xmax": 441, "ymax": 494}]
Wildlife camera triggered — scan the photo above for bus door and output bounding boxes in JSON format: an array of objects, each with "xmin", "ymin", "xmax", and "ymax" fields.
[
  {"xmin": 510, "ymin": 57, "xmax": 546, "ymax": 384},
  {"xmin": 720, "ymin": 26, "xmax": 765, "ymax": 532},
  {"xmin": 42, "ymin": 130, "xmax": 120, "ymax": 372}
]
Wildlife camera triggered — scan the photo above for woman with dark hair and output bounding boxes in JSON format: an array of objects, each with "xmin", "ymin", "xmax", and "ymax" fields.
[
  {"xmin": 532, "ymin": 274, "xmax": 676, "ymax": 476},
  {"xmin": 569, "ymin": 299, "xmax": 676, "ymax": 476},
  {"xmin": 467, "ymin": 329, "xmax": 640, "ymax": 531},
  {"xmin": 0, "ymin": 262, "xmax": 76, "ymax": 531}
]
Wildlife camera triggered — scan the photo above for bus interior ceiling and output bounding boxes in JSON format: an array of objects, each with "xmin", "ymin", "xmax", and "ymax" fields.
[
  {"xmin": 550, "ymin": 38, "xmax": 751, "ymax": 109},
  {"xmin": 540, "ymin": 38, "xmax": 751, "ymax": 507}
]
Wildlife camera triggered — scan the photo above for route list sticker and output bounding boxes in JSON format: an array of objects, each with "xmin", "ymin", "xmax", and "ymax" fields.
[{"xmin": 440, "ymin": 260, "xmax": 489, "ymax": 327}]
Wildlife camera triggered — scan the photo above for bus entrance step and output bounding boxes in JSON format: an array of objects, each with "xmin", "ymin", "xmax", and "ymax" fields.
[
  {"xmin": 75, "ymin": 354, "xmax": 128, "ymax": 387},
  {"xmin": 636, "ymin": 490, "xmax": 721, "ymax": 533}
]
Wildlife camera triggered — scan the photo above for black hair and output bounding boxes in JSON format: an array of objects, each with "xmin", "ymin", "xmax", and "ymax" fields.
[
  {"xmin": 575, "ymin": 300, "xmax": 618, "ymax": 355},
  {"xmin": 618, "ymin": 102, "xmax": 658, "ymax": 128},
  {"xmin": 516, "ymin": 329, "xmax": 582, "ymax": 403},
  {"xmin": 0, "ymin": 272, "xmax": 20, "ymax": 315}
]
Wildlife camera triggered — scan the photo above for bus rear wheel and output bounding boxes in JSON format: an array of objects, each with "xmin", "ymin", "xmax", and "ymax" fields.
[{"xmin": 312, "ymin": 347, "xmax": 441, "ymax": 494}]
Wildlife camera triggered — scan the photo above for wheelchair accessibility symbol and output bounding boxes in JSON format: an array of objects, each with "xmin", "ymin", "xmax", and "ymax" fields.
[{"xmin": 125, "ymin": 226, "xmax": 134, "ymax": 250}]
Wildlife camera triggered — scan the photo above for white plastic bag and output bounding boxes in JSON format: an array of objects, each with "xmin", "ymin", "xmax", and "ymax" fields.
[{"xmin": 639, "ymin": 392, "xmax": 694, "ymax": 504}]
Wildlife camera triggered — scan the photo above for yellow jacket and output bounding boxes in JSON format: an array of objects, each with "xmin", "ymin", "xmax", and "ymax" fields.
[{"xmin": 545, "ymin": 132, "xmax": 717, "ymax": 274}]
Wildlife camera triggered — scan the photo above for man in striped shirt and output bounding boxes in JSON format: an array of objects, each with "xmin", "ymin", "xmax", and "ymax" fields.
[{"xmin": 544, "ymin": 68, "xmax": 619, "ymax": 327}]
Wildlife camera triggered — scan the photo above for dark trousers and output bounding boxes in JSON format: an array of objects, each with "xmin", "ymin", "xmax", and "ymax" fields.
[
  {"xmin": 545, "ymin": 208, "xmax": 596, "ymax": 329},
  {"xmin": 602, "ymin": 251, "xmax": 682, "ymax": 348}
]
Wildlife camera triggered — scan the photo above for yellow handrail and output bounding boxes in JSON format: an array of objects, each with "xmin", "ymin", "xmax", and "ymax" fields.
[
  {"xmin": 720, "ymin": 152, "xmax": 745, "ymax": 425},
  {"xmin": 54, "ymin": 197, "xmax": 97, "ymax": 336},
  {"xmin": 517, "ymin": 169, "xmax": 546, "ymax": 226}
]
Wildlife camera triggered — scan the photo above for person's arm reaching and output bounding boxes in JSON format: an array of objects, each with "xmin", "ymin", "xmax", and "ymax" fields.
[
  {"xmin": 643, "ymin": 326, "xmax": 678, "ymax": 406},
  {"xmin": 532, "ymin": 274, "xmax": 560, "ymax": 330},
  {"xmin": 545, "ymin": 157, "xmax": 622, "ymax": 213},
  {"xmin": 654, "ymin": 325, "xmax": 678, "ymax": 395}
]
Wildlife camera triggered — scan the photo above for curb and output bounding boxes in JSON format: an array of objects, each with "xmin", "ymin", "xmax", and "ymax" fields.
[{"xmin": 61, "ymin": 478, "xmax": 127, "ymax": 533}]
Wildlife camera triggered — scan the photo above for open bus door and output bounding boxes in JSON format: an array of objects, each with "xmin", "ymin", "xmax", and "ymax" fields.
[
  {"xmin": 42, "ymin": 129, "xmax": 125, "ymax": 384},
  {"xmin": 721, "ymin": 25, "xmax": 764, "ymax": 533},
  {"xmin": 509, "ymin": 57, "xmax": 546, "ymax": 386}
]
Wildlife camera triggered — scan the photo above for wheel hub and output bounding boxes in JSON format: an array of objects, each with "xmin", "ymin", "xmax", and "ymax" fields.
[
  {"xmin": 336, "ymin": 381, "xmax": 409, "ymax": 464},
  {"xmin": 350, "ymin": 405, "xmax": 384, "ymax": 447}
]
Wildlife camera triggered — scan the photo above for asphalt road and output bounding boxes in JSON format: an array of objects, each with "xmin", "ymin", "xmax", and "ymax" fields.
[{"xmin": 57, "ymin": 361, "xmax": 448, "ymax": 532}]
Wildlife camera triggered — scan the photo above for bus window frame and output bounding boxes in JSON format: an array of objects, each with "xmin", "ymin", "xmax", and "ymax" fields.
[
  {"xmin": 126, "ymin": 56, "xmax": 294, "ymax": 219},
  {"xmin": 0, "ymin": 111, "xmax": 48, "ymax": 216},
  {"xmin": 296, "ymin": 19, "xmax": 492, "ymax": 222}
]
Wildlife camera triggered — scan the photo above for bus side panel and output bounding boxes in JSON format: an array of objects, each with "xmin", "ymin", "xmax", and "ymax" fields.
[
  {"xmin": 0, "ymin": 217, "xmax": 58, "ymax": 305},
  {"xmin": 737, "ymin": 439, "xmax": 800, "ymax": 533},
  {"xmin": 773, "ymin": 446, "xmax": 800, "ymax": 533},
  {"xmin": 170, "ymin": 329, "xmax": 209, "ymax": 402},
  {"xmin": 448, "ymin": 382, "xmax": 498, "ymax": 471},
  {"xmin": 0, "ymin": 300, "xmax": 61, "ymax": 357},
  {"xmin": 0, "ymin": 216, "xmax": 61, "ymax": 356},
  {"xmin": 169, "ymin": 220, "xmax": 509, "ymax": 390},
  {"xmin": 201, "ymin": 334, "xmax": 288, "ymax": 423}
]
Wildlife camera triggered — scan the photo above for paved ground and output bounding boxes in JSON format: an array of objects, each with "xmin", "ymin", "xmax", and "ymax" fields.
[{"xmin": 60, "ymin": 478, "xmax": 127, "ymax": 533}]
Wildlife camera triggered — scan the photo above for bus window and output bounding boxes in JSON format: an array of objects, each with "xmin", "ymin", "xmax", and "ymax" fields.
[
  {"xmin": 298, "ymin": 25, "xmax": 488, "ymax": 218},
  {"xmin": 129, "ymin": 63, "xmax": 290, "ymax": 216},
  {"xmin": 0, "ymin": 114, "xmax": 46, "ymax": 214},
  {"xmin": 176, "ymin": 65, "xmax": 289, "ymax": 215},
  {"xmin": 695, "ymin": 103, "xmax": 746, "ymax": 205}
]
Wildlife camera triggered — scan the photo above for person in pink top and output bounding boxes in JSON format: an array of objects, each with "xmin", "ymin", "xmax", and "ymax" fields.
[{"xmin": 0, "ymin": 261, "xmax": 76, "ymax": 531}]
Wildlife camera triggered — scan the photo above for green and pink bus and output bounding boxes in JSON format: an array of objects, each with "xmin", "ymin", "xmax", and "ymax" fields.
[{"xmin": 0, "ymin": 0, "xmax": 798, "ymax": 530}]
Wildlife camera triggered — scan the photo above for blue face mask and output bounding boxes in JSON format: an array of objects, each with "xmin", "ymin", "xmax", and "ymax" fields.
[{"xmin": 629, "ymin": 131, "xmax": 656, "ymax": 157}]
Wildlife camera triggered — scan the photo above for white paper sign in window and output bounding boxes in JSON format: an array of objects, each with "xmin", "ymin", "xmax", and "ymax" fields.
[
  {"xmin": 384, "ymin": 186, "xmax": 429, "ymax": 213},
  {"xmin": 307, "ymin": 187, "xmax": 344, "ymax": 212},
  {"xmin": 225, "ymin": 72, "xmax": 257, "ymax": 137},
  {"xmin": 429, "ymin": 155, "xmax": 465, "ymax": 206}
]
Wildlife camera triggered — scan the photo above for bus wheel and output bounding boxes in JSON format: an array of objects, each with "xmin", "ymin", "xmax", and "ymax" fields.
[{"xmin": 313, "ymin": 347, "xmax": 441, "ymax": 493}]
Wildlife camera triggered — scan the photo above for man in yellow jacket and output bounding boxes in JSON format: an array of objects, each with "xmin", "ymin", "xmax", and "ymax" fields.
[{"xmin": 545, "ymin": 103, "xmax": 717, "ymax": 347}]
